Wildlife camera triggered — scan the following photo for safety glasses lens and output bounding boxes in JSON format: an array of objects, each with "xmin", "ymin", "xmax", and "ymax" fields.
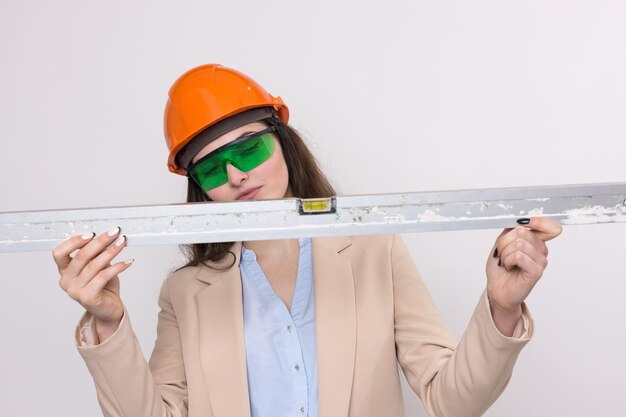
[{"xmin": 188, "ymin": 131, "xmax": 276, "ymax": 190}]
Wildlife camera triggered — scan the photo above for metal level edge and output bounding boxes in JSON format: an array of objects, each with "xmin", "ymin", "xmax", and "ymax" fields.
[{"xmin": 1, "ymin": 182, "xmax": 625, "ymax": 223}]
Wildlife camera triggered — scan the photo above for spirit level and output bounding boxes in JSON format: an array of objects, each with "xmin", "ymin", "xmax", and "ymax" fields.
[{"xmin": 1, "ymin": 182, "xmax": 624, "ymax": 253}]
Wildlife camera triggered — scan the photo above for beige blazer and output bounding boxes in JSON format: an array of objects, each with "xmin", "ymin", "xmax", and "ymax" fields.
[{"xmin": 76, "ymin": 234, "xmax": 532, "ymax": 417}]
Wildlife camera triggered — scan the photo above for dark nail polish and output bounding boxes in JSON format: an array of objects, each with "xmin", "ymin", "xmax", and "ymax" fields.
[
  {"xmin": 517, "ymin": 218, "xmax": 530, "ymax": 225},
  {"xmin": 493, "ymin": 248, "xmax": 499, "ymax": 258}
]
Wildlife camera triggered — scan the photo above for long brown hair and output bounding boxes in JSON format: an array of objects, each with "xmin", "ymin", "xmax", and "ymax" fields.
[{"xmin": 173, "ymin": 120, "xmax": 336, "ymax": 272}]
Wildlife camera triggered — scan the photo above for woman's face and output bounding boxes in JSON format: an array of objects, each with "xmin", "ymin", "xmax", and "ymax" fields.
[{"xmin": 190, "ymin": 121, "xmax": 291, "ymax": 202}]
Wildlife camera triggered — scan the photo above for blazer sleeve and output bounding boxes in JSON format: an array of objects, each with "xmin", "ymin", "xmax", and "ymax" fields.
[
  {"xmin": 76, "ymin": 277, "xmax": 188, "ymax": 417},
  {"xmin": 391, "ymin": 234, "xmax": 533, "ymax": 417}
]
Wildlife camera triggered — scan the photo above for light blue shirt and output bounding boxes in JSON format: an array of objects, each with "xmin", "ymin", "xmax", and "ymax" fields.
[{"xmin": 239, "ymin": 238, "xmax": 318, "ymax": 417}]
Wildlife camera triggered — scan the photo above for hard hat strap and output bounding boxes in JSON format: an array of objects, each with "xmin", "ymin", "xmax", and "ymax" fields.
[{"xmin": 268, "ymin": 109, "xmax": 291, "ymax": 150}]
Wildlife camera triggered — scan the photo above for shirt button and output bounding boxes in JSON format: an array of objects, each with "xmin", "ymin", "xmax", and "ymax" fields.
[
  {"xmin": 287, "ymin": 325, "xmax": 292, "ymax": 332},
  {"xmin": 300, "ymin": 406, "xmax": 305, "ymax": 413},
  {"xmin": 294, "ymin": 363, "xmax": 300, "ymax": 371}
]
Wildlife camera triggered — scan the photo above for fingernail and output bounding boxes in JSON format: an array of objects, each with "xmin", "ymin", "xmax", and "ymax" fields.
[
  {"xmin": 493, "ymin": 248, "xmax": 499, "ymax": 258},
  {"xmin": 123, "ymin": 259, "xmax": 134, "ymax": 265},
  {"xmin": 82, "ymin": 232, "xmax": 95, "ymax": 240},
  {"xmin": 114, "ymin": 235, "xmax": 126, "ymax": 247},
  {"xmin": 107, "ymin": 226, "xmax": 121, "ymax": 236},
  {"xmin": 517, "ymin": 218, "xmax": 530, "ymax": 225}
]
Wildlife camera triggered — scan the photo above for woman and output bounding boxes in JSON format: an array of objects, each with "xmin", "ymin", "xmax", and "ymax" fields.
[{"xmin": 53, "ymin": 64, "xmax": 563, "ymax": 417}]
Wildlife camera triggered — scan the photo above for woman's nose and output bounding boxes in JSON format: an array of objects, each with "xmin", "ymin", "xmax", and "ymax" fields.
[{"xmin": 226, "ymin": 164, "xmax": 248, "ymax": 185}]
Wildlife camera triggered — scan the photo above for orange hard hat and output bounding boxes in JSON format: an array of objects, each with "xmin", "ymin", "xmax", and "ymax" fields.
[{"xmin": 164, "ymin": 64, "xmax": 289, "ymax": 175}]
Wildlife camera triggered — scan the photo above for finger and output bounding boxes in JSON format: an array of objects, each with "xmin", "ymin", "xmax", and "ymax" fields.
[
  {"xmin": 500, "ymin": 235, "xmax": 548, "ymax": 269},
  {"xmin": 492, "ymin": 227, "xmax": 513, "ymax": 257},
  {"xmin": 66, "ymin": 259, "xmax": 132, "ymax": 305},
  {"xmin": 73, "ymin": 235, "xmax": 127, "ymax": 289},
  {"xmin": 497, "ymin": 226, "xmax": 548, "ymax": 258},
  {"xmin": 519, "ymin": 217, "xmax": 563, "ymax": 241},
  {"xmin": 52, "ymin": 232, "xmax": 96, "ymax": 272},
  {"xmin": 63, "ymin": 227, "xmax": 122, "ymax": 279},
  {"xmin": 501, "ymin": 250, "xmax": 544, "ymax": 281},
  {"xmin": 82, "ymin": 260, "xmax": 133, "ymax": 298}
]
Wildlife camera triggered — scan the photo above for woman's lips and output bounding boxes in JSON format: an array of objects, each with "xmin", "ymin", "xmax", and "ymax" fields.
[{"xmin": 237, "ymin": 186, "xmax": 261, "ymax": 200}]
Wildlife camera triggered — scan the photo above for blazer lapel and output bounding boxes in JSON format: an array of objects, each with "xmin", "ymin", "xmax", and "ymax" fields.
[
  {"xmin": 196, "ymin": 242, "xmax": 251, "ymax": 417},
  {"xmin": 313, "ymin": 236, "xmax": 356, "ymax": 417}
]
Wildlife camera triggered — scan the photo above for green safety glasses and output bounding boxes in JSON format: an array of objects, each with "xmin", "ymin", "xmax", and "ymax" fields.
[{"xmin": 187, "ymin": 126, "xmax": 277, "ymax": 190}]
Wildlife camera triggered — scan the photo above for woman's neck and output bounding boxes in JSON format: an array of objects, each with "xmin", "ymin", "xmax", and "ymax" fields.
[{"xmin": 242, "ymin": 238, "xmax": 300, "ymax": 260}]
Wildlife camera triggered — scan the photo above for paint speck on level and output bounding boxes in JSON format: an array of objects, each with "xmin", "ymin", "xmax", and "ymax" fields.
[
  {"xmin": 561, "ymin": 205, "xmax": 625, "ymax": 225},
  {"xmin": 384, "ymin": 214, "xmax": 406, "ymax": 224},
  {"xmin": 416, "ymin": 210, "xmax": 451, "ymax": 222}
]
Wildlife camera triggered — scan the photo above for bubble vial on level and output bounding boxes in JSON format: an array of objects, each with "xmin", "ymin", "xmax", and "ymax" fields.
[{"xmin": 298, "ymin": 197, "xmax": 336, "ymax": 215}]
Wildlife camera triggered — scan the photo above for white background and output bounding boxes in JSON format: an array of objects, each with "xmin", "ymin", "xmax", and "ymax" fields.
[{"xmin": 1, "ymin": 1, "xmax": 625, "ymax": 416}]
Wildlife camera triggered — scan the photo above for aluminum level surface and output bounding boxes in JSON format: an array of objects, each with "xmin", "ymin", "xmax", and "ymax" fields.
[{"xmin": 1, "ymin": 182, "xmax": 625, "ymax": 253}]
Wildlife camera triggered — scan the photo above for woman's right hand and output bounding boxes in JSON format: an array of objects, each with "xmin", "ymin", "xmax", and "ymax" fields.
[{"xmin": 53, "ymin": 227, "xmax": 134, "ymax": 338}]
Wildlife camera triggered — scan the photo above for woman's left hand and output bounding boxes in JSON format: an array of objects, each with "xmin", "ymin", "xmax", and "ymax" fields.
[{"xmin": 486, "ymin": 217, "xmax": 563, "ymax": 334}]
